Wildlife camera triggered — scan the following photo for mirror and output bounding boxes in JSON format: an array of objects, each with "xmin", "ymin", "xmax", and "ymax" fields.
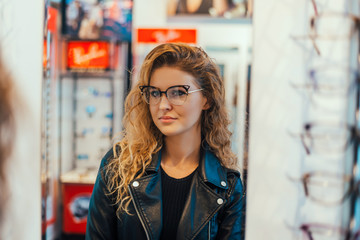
[{"xmin": 40, "ymin": 0, "xmax": 253, "ymax": 238}]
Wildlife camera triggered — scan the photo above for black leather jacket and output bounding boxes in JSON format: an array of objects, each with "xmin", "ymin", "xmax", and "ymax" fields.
[{"xmin": 86, "ymin": 145, "xmax": 246, "ymax": 240}]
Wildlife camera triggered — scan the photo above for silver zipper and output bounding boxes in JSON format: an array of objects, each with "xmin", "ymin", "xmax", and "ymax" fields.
[
  {"xmin": 128, "ymin": 185, "xmax": 151, "ymax": 240},
  {"xmin": 208, "ymin": 221, "xmax": 211, "ymax": 240}
]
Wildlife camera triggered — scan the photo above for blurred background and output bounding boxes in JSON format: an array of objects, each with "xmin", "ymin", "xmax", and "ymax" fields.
[{"xmin": 0, "ymin": 0, "xmax": 359, "ymax": 239}]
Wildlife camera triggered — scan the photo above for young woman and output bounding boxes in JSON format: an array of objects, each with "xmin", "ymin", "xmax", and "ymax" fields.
[{"xmin": 86, "ymin": 43, "xmax": 246, "ymax": 239}]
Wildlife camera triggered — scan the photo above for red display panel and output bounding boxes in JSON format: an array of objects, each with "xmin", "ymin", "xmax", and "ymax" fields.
[
  {"xmin": 137, "ymin": 28, "xmax": 197, "ymax": 44},
  {"xmin": 62, "ymin": 183, "xmax": 94, "ymax": 234},
  {"xmin": 47, "ymin": 6, "xmax": 57, "ymax": 33},
  {"xmin": 67, "ymin": 41, "xmax": 110, "ymax": 71},
  {"xmin": 43, "ymin": 39, "xmax": 47, "ymax": 69}
]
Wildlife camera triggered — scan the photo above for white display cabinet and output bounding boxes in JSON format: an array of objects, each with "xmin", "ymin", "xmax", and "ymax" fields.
[
  {"xmin": 59, "ymin": 40, "xmax": 129, "ymax": 176},
  {"xmin": 58, "ymin": 40, "xmax": 129, "ymax": 235},
  {"xmin": 61, "ymin": 76, "xmax": 115, "ymax": 170}
]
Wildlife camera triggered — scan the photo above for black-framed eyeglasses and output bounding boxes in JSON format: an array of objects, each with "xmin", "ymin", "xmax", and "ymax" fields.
[{"xmin": 139, "ymin": 85, "xmax": 203, "ymax": 106}]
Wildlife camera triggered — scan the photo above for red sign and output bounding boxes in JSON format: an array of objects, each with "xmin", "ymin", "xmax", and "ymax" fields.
[
  {"xmin": 62, "ymin": 183, "xmax": 94, "ymax": 234},
  {"xmin": 137, "ymin": 28, "xmax": 197, "ymax": 44},
  {"xmin": 67, "ymin": 41, "xmax": 110, "ymax": 71},
  {"xmin": 47, "ymin": 7, "xmax": 57, "ymax": 33},
  {"xmin": 43, "ymin": 39, "xmax": 47, "ymax": 69}
]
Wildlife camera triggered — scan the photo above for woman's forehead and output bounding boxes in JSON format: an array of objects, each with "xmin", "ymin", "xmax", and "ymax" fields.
[{"xmin": 149, "ymin": 66, "xmax": 197, "ymax": 88}]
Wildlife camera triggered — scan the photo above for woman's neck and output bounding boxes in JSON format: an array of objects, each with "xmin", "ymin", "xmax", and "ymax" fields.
[{"xmin": 161, "ymin": 134, "xmax": 202, "ymax": 178}]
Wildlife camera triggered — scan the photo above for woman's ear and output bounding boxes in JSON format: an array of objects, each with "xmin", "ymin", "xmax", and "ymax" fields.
[{"xmin": 202, "ymin": 98, "xmax": 210, "ymax": 110}]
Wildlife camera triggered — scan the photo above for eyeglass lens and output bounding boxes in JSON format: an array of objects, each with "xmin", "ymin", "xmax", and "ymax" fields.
[
  {"xmin": 301, "ymin": 223, "xmax": 349, "ymax": 240},
  {"xmin": 304, "ymin": 173, "xmax": 351, "ymax": 205},
  {"xmin": 301, "ymin": 124, "xmax": 350, "ymax": 156},
  {"xmin": 308, "ymin": 68, "xmax": 357, "ymax": 97},
  {"xmin": 142, "ymin": 86, "xmax": 188, "ymax": 105},
  {"xmin": 311, "ymin": 14, "xmax": 355, "ymax": 39}
]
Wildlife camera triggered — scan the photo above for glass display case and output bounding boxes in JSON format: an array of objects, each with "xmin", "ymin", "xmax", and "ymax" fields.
[
  {"xmin": 61, "ymin": 76, "xmax": 115, "ymax": 170},
  {"xmin": 59, "ymin": 40, "xmax": 129, "ymax": 236}
]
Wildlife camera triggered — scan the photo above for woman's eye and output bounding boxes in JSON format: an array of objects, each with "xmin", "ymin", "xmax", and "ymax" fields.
[
  {"xmin": 169, "ymin": 89, "xmax": 186, "ymax": 97},
  {"xmin": 150, "ymin": 90, "xmax": 160, "ymax": 98}
]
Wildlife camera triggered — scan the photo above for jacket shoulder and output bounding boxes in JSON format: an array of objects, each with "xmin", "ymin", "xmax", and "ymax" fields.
[
  {"xmin": 222, "ymin": 167, "xmax": 244, "ymax": 199},
  {"xmin": 98, "ymin": 146, "xmax": 121, "ymax": 184},
  {"xmin": 223, "ymin": 167, "xmax": 241, "ymax": 183},
  {"xmin": 224, "ymin": 167, "xmax": 240, "ymax": 177},
  {"xmin": 101, "ymin": 148, "xmax": 113, "ymax": 165},
  {"xmin": 100, "ymin": 146, "xmax": 121, "ymax": 168}
]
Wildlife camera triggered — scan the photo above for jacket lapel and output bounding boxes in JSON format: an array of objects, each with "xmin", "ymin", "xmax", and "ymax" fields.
[
  {"xmin": 200, "ymin": 148, "xmax": 229, "ymax": 189},
  {"xmin": 129, "ymin": 151, "xmax": 163, "ymax": 240},
  {"xmin": 176, "ymin": 148, "xmax": 228, "ymax": 240},
  {"xmin": 129, "ymin": 146, "xmax": 229, "ymax": 240}
]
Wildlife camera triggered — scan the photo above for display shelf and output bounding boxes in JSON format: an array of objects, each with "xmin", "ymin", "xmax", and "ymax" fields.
[{"xmin": 60, "ymin": 168, "xmax": 97, "ymax": 185}]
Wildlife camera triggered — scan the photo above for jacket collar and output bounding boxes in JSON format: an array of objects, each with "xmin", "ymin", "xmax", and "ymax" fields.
[{"xmin": 145, "ymin": 143, "xmax": 228, "ymax": 190}]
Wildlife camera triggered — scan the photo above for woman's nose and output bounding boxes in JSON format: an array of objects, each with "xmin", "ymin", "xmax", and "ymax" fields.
[{"xmin": 158, "ymin": 94, "xmax": 172, "ymax": 110}]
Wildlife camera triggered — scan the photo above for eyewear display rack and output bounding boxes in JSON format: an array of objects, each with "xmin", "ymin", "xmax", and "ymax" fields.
[
  {"xmin": 287, "ymin": 1, "xmax": 360, "ymax": 238},
  {"xmin": 245, "ymin": 0, "xmax": 359, "ymax": 239},
  {"xmin": 59, "ymin": 40, "xmax": 129, "ymax": 236},
  {"xmin": 61, "ymin": 73, "xmax": 115, "ymax": 171}
]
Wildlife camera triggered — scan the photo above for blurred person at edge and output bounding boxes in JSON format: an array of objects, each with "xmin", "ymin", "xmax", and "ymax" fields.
[
  {"xmin": 0, "ymin": 56, "xmax": 16, "ymax": 237},
  {"xmin": 0, "ymin": 55, "xmax": 36, "ymax": 240},
  {"xmin": 86, "ymin": 43, "xmax": 246, "ymax": 239}
]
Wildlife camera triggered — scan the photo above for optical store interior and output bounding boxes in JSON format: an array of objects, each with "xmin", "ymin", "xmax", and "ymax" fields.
[{"xmin": 1, "ymin": 0, "xmax": 359, "ymax": 239}]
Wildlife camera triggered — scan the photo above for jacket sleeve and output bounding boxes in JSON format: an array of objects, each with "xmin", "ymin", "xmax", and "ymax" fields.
[
  {"xmin": 85, "ymin": 150, "xmax": 118, "ymax": 239},
  {"xmin": 216, "ymin": 174, "xmax": 246, "ymax": 240}
]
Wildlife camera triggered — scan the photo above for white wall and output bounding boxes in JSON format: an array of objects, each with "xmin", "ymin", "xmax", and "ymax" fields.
[{"xmin": 0, "ymin": 0, "xmax": 43, "ymax": 239}]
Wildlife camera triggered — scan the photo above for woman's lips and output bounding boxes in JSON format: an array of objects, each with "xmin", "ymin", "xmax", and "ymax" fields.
[{"xmin": 159, "ymin": 116, "xmax": 177, "ymax": 123}]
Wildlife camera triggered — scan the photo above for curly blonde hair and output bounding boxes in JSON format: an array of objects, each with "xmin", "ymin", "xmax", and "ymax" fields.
[{"xmin": 106, "ymin": 43, "xmax": 237, "ymax": 216}]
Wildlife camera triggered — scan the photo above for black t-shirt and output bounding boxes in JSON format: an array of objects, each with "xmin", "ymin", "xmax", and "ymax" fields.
[{"xmin": 160, "ymin": 166, "xmax": 197, "ymax": 239}]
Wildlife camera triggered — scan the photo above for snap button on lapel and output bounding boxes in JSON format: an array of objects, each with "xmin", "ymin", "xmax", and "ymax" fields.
[
  {"xmin": 221, "ymin": 181, "xmax": 226, "ymax": 187},
  {"xmin": 217, "ymin": 198, "xmax": 224, "ymax": 205},
  {"xmin": 133, "ymin": 181, "xmax": 139, "ymax": 187}
]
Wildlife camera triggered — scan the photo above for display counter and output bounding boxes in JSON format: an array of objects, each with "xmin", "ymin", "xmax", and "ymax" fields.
[{"xmin": 61, "ymin": 168, "xmax": 97, "ymax": 234}]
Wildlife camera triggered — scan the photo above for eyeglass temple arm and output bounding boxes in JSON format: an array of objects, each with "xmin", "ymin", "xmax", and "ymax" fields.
[
  {"xmin": 300, "ymin": 134, "xmax": 311, "ymax": 155},
  {"xmin": 310, "ymin": 0, "xmax": 318, "ymax": 16},
  {"xmin": 303, "ymin": 173, "xmax": 311, "ymax": 197},
  {"xmin": 188, "ymin": 88, "xmax": 203, "ymax": 94}
]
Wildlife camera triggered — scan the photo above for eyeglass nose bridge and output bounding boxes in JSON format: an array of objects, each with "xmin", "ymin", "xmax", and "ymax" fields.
[
  {"xmin": 153, "ymin": 86, "xmax": 190, "ymax": 105},
  {"xmin": 156, "ymin": 90, "xmax": 172, "ymax": 104}
]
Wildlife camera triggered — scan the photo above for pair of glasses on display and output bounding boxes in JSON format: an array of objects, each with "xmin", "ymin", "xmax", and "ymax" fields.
[
  {"xmin": 291, "ymin": 66, "xmax": 359, "ymax": 97},
  {"xmin": 289, "ymin": 121, "xmax": 358, "ymax": 156},
  {"xmin": 288, "ymin": 222, "xmax": 360, "ymax": 240},
  {"xmin": 288, "ymin": 170, "xmax": 359, "ymax": 206},
  {"xmin": 139, "ymin": 85, "xmax": 203, "ymax": 106},
  {"xmin": 85, "ymin": 105, "xmax": 96, "ymax": 118},
  {"xmin": 77, "ymin": 87, "xmax": 112, "ymax": 98},
  {"xmin": 291, "ymin": 8, "xmax": 360, "ymax": 56},
  {"xmin": 291, "ymin": 66, "xmax": 359, "ymax": 113}
]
